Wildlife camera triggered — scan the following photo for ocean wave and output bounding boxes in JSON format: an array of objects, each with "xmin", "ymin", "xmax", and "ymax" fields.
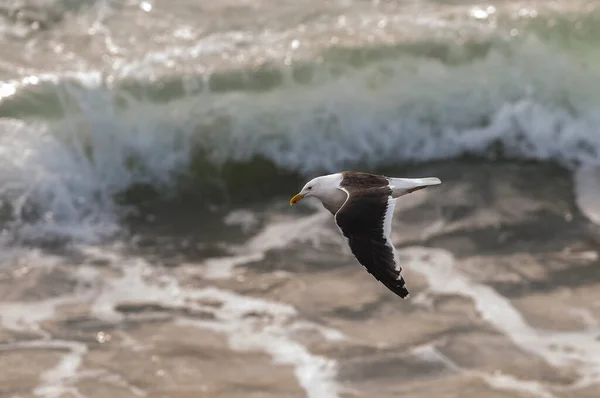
[{"xmin": 1, "ymin": 36, "xmax": 600, "ymax": 242}]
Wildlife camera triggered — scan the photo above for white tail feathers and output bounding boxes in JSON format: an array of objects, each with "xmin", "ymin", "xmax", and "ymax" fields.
[{"xmin": 388, "ymin": 177, "xmax": 442, "ymax": 198}]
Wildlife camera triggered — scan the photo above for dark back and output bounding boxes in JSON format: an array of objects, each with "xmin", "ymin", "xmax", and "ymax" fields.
[{"xmin": 340, "ymin": 171, "xmax": 389, "ymax": 191}]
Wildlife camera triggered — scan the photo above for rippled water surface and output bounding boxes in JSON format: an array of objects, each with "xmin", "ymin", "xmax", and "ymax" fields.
[{"xmin": 1, "ymin": 1, "xmax": 600, "ymax": 397}]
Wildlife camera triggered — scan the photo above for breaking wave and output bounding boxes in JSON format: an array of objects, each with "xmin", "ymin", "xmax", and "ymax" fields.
[{"xmin": 1, "ymin": 36, "xmax": 600, "ymax": 242}]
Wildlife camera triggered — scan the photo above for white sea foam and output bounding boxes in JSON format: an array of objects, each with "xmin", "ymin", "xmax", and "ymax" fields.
[
  {"xmin": 178, "ymin": 287, "xmax": 340, "ymax": 398},
  {"xmin": 244, "ymin": 210, "xmax": 336, "ymax": 252},
  {"xmin": 402, "ymin": 247, "xmax": 600, "ymax": 393},
  {"xmin": 101, "ymin": 259, "xmax": 342, "ymax": 398},
  {"xmin": 413, "ymin": 344, "xmax": 555, "ymax": 398},
  {"xmin": 201, "ymin": 253, "xmax": 265, "ymax": 279},
  {"xmin": 574, "ymin": 165, "xmax": 600, "ymax": 226},
  {"xmin": 182, "ymin": 209, "xmax": 338, "ymax": 280},
  {"xmin": 32, "ymin": 340, "xmax": 88, "ymax": 398},
  {"xmin": 0, "ymin": 242, "xmax": 343, "ymax": 398},
  {"xmin": 223, "ymin": 209, "xmax": 259, "ymax": 233},
  {"xmin": 482, "ymin": 372, "xmax": 556, "ymax": 398},
  {"xmin": 0, "ymin": 339, "xmax": 88, "ymax": 398},
  {"xmin": 0, "ymin": 296, "xmax": 76, "ymax": 334}
]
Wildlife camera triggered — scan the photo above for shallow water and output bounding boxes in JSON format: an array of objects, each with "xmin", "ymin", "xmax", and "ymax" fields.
[
  {"xmin": 2, "ymin": 0, "xmax": 600, "ymax": 397},
  {"xmin": 2, "ymin": 161, "xmax": 600, "ymax": 398}
]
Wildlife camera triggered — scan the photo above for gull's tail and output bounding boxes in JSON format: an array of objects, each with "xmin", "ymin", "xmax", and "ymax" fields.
[{"xmin": 388, "ymin": 177, "xmax": 442, "ymax": 198}]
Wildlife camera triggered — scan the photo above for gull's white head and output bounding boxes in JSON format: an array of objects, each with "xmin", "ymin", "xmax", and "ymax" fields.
[{"xmin": 290, "ymin": 173, "xmax": 342, "ymax": 205}]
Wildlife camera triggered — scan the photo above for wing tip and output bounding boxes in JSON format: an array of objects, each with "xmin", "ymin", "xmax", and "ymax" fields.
[{"xmin": 397, "ymin": 286, "xmax": 410, "ymax": 299}]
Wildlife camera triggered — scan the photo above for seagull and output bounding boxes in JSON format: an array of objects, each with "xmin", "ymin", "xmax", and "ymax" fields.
[{"xmin": 290, "ymin": 171, "xmax": 441, "ymax": 298}]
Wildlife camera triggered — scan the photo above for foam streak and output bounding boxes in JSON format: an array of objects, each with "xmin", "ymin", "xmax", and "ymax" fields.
[{"xmin": 403, "ymin": 247, "xmax": 600, "ymax": 392}]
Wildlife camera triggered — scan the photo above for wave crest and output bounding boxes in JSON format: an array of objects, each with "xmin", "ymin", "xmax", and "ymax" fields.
[{"xmin": 1, "ymin": 37, "xmax": 600, "ymax": 242}]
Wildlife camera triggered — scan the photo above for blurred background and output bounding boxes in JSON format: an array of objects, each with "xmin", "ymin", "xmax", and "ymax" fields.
[{"xmin": 1, "ymin": 0, "xmax": 600, "ymax": 397}]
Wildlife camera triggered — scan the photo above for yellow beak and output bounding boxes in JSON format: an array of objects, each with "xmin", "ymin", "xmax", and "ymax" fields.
[{"xmin": 290, "ymin": 193, "xmax": 305, "ymax": 206}]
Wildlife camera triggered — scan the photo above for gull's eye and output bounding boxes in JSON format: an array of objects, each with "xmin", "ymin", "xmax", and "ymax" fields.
[{"xmin": 307, "ymin": 186, "xmax": 313, "ymax": 190}]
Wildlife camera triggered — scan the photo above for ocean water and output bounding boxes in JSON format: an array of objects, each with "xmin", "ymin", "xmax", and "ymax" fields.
[{"xmin": 1, "ymin": 1, "xmax": 600, "ymax": 397}]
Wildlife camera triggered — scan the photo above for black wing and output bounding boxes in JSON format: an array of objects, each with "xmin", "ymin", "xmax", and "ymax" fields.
[{"xmin": 334, "ymin": 188, "xmax": 409, "ymax": 299}]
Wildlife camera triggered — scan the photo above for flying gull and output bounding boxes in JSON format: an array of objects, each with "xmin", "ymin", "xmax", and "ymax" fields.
[{"xmin": 290, "ymin": 171, "xmax": 441, "ymax": 298}]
